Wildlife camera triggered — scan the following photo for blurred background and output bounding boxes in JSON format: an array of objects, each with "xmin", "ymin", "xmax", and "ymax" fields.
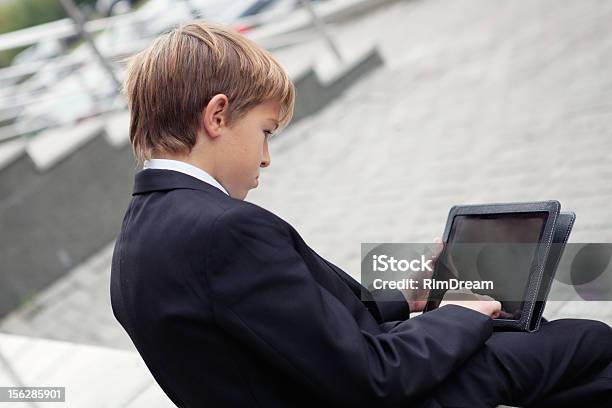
[{"xmin": 0, "ymin": 0, "xmax": 611, "ymax": 406}]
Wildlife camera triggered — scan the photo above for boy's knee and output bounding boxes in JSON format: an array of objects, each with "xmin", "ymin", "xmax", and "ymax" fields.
[
  {"xmin": 544, "ymin": 318, "xmax": 610, "ymax": 335},
  {"xmin": 551, "ymin": 319, "xmax": 612, "ymax": 362},
  {"xmin": 562, "ymin": 318, "xmax": 611, "ymax": 339},
  {"xmin": 580, "ymin": 319, "xmax": 612, "ymax": 342}
]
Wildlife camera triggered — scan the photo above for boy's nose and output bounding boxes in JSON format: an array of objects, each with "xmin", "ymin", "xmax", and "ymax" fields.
[{"xmin": 261, "ymin": 144, "xmax": 271, "ymax": 167}]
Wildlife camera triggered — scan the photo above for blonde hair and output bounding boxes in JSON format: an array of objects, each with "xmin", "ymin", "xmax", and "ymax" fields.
[{"xmin": 121, "ymin": 21, "xmax": 295, "ymax": 165}]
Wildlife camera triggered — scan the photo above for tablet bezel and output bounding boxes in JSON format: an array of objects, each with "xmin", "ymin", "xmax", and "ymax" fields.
[{"xmin": 424, "ymin": 201, "xmax": 560, "ymax": 329}]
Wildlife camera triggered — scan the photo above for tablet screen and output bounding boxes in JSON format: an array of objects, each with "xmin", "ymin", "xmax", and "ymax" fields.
[{"xmin": 434, "ymin": 212, "xmax": 548, "ymax": 320}]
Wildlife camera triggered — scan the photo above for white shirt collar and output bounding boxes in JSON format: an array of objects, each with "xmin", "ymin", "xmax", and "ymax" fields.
[{"xmin": 143, "ymin": 159, "xmax": 229, "ymax": 196}]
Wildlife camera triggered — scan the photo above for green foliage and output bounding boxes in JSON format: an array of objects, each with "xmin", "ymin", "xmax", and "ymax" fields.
[
  {"xmin": 0, "ymin": 0, "xmax": 101, "ymax": 34},
  {"xmin": 0, "ymin": 0, "xmax": 99, "ymax": 67},
  {"xmin": 0, "ymin": 46, "xmax": 26, "ymax": 69}
]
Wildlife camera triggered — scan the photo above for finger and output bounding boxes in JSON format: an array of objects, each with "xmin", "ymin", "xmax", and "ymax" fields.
[
  {"xmin": 432, "ymin": 237, "xmax": 443, "ymax": 257},
  {"xmin": 426, "ymin": 237, "xmax": 444, "ymax": 261}
]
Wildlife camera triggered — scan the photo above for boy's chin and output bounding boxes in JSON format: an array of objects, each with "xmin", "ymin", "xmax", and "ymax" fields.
[
  {"xmin": 249, "ymin": 176, "xmax": 259, "ymax": 190},
  {"xmin": 233, "ymin": 187, "xmax": 251, "ymax": 201},
  {"xmin": 230, "ymin": 180, "xmax": 258, "ymax": 200}
]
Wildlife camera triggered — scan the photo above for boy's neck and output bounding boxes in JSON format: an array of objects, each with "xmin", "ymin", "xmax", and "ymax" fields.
[{"xmin": 151, "ymin": 152, "xmax": 218, "ymax": 182}]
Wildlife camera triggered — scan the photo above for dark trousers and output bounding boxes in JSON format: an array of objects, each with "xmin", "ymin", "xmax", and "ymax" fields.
[{"xmin": 419, "ymin": 319, "xmax": 612, "ymax": 407}]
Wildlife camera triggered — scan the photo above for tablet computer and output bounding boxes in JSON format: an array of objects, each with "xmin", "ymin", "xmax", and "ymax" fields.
[{"xmin": 423, "ymin": 201, "xmax": 564, "ymax": 331}]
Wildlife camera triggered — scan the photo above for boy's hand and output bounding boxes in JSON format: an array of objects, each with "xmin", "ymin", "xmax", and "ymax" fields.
[
  {"xmin": 440, "ymin": 290, "xmax": 502, "ymax": 319},
  {"xmin": 399, "ymin": 237, "xmax": 443, "ymax": 313}
]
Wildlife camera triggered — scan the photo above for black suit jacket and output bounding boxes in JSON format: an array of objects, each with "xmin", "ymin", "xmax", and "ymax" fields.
[{"xmin": 110, "ymin": 169, "xmax": 493, "ymax": 407}]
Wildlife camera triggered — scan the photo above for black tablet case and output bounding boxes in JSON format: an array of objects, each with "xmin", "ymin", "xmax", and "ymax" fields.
[
  {"xmin": 527, "ymin": 211, "xmax": 575, "ymax": 331},
  {"xmin": 426, "ymin": 201, "xmax": 574, "ymax": 332}
]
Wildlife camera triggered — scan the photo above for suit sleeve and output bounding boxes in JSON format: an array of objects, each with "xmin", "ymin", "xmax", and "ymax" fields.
[
  {"xmin": 315, "ymin": 256, "xmax": 411, "ymax": 323},
  {"xmin": 205, "ymin": 205, "xmax": 493, "ymax": 406},
  {"xmin": 370, "ymin": 288, "xmax": 412, "ymax": 322}
]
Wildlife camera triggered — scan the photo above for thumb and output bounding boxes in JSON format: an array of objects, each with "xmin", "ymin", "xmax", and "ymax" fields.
[{"xmin": 430, "ymin": 237, "xmax": 444, "ymax": 259}]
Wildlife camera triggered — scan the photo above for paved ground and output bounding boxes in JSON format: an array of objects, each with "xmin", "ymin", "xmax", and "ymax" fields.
[
  {"xmin": 1, "ymin": 0, "xmax": 612, "ymax": 405},
  {"xmin": 0, "ymin": 332, "xmax": 174, "ymax": 407}
]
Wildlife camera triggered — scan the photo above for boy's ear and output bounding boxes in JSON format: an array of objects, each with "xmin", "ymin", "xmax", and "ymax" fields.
[{"xmin": 201, "ymin": 94, "xmax": 229, "ymax": 139}]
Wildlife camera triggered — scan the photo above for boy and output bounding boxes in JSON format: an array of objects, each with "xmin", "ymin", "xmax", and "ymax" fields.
[{"xmin": 110, "ymin": 21, "xmax": 612, "ymax": 407}]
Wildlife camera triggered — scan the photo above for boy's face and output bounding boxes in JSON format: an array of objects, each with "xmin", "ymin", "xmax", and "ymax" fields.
[{"xmin": 216, "ymin": 98, "xmax": 280, "ymax": 200}]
